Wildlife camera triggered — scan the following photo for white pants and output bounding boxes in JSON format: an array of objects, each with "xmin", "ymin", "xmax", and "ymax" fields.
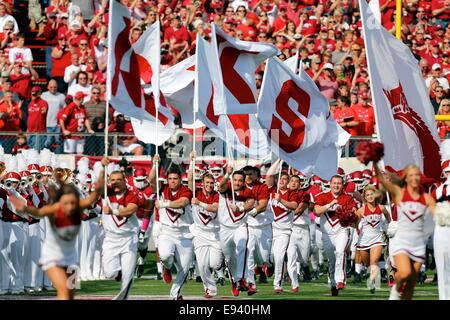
[
  {"xmin": 247, "ymin": 224, "xmax": 273, "ymax": 285},
  {"xmin": 193, "ymin": 231, "xmax": 223, "ymax": 296},
  {"xmin": 41, "ymin": 219, "xmax": 52, "ymax": 288},
  {"xmin": 137, "ymin": 217, "xmax": 152, "ymax": 253},
  {"xmin": 322, "ymin": 228, "xmax": 351, "ymax": 287},
  {"xmin": 64, "ymin": 139, "xmax": 85, "ymax": 154},
  {"xmin": 0, "ymin": 220, "xmax": 6, "ymax": 291},
  {"xmin": 158, "ymin": 232, "xmax": 194, "ymax": 299},
  {"xmin": 24, "ymin": 222, "xmax": 44, "ymax": 289},
  {"xmin": 102, "ymin": 235, "xmax": 137, "ymax": 300},
  {"xmin": 91, "ymin": 219, "xmax": 104, "ymax": 279},
  {"xmin": 272, "ymin": 226, "xmax": 291, "ymax": 289},
  {"xmin": 310, "ymin": 222, "xmax": 325, "ymax": 271},
  {"xmin": 287, "ymin": 224, "xmax": 310, "ymax": 288},
  {"xmin": 79, "ymin": 221, "xmax": 93, "ymax": 280},
  {"xmin": 220, "ymin": 224, "xmax": 249, "ymax": 284},
  {"xmin": 8, "ymin": 222, "xmax": 28, "ymax": 292},
  {"xmin": 434, "ymin": 224, "xmax": 450, "ymax": 300}
]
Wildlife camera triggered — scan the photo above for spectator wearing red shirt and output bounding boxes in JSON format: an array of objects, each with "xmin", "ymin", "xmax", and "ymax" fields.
[
  {"xmin": 351, "ymin": 92, "xmax": 375, "ymax": 136},
  {"xmin": 43, "ymin": 11, "xmax": 60, "ymax": 79},
  {"xmin": 237, "ymin": 18, "xmax": 258, "ymax": 41},
  {"xmin": 431, "ymin": 0, "xmax": 450, "ymax": 26},
  {"xmin": 8, "ymin": 60, "xmax": 32, "ymax": 100},
  {"xmin": 59, "ymin": 91, "xmax": 95, "ymax": 154},
  {"xmin": 332, "ymin": 96, "xmax": 359, "ymax": 136},
  {"xmin": 51, "ymin": 35, "xmax": 72, "ymax": 93},
  {"xmin": 422, "ymin": 40, "xmax": 443, "ymax": 67},
  {"xmin": 27, "ymin": 86, "xmax": 48, "ymax": 150},
  {"xmin": 163, "ymin": 16, "xmax": 190, "ymax": 53},
  {"xmin": 0, "ymin": 90, "xmax": 22, "ymax": 132},
  {"xmin": 272, "ymin": 6, "xmax": 288, "ymax": 33},
  {"xmin": 109, "ymin": 112, "xmax": 144, "ymax": 155}
]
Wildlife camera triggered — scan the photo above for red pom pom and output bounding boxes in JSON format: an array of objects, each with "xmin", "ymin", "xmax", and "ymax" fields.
[
  {"xmin": 356, "ymin": 141, "xmax": 384, "ymax": 165},
  {"xmin": 335, "ymin": 202, "xmax": 358, "ymax": 227}
]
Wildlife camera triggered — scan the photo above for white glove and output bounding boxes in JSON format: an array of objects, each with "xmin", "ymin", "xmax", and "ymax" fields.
[
  {"xmin": 248, "ymin": 208, "xmax": 258, "ymax": 217},
  {"xmin": 386, "ymin": 221, "xmax": 399, "ymax": 238},
  {"xmin": 237, "ymin": 203, "xmax": 245, "ymax": 213},
  {"xmin": 435, "ymin": 202, "xmax": 450, "ymax": 227},
  {"xmin": 138, "ymin": 231, "xmax": 145, "ymax": 244}
]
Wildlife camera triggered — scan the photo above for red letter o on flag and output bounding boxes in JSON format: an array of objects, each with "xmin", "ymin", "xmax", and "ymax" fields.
[{"xmin": 269, "ymin": 80, "xmax": 310, "ymax": 153}]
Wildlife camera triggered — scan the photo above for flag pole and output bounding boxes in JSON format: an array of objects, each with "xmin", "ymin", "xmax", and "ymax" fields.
[
  {"xmin": 276, "ymin": 160, "xmax": 283, "ymax": 194},
  {"xmin": 225, "ymin": 122, "xmax": 236, "ymax": 204},
  {"xmin": 104, "ymin": 0, "xmax": 113, "ymax": 198},
  {"xmin": 396, "ymin": 0, "xmax": 402, "ymax": 40},
  {"xmin": 154, "ymin": 19, "xmax": 161, "ymax": 201},
  {"xmin": 192, "ymin": 113, "xmax": 196, "ymax": 198}
]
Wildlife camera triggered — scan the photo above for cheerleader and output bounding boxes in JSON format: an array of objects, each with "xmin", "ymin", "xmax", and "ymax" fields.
[
  {"xmin": 7, "ymin": 165, "xmax": 105, "ymax": 300},
  {"xmin": 355, "ymin": 184, "xmax": 391, "ymax": 293},
  {"xmin": 374, "ymin": 163, "xmax": 435, "ymax": 300}
]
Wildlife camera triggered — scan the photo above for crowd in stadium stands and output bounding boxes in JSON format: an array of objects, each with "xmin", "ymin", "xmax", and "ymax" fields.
[{"xmin": 0, "ymin": 0, "xmax": 448, "ymax": 155}]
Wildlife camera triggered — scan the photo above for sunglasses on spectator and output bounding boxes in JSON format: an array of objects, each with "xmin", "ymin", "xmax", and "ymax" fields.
[
  {"xmin": 3, "ymin": 28, "xmax": 12, "ymax": 31},
  {"xmin": 443, "ymin": 104, "xmax": 450, "ymax": 107},
  {"xmin": 237, "ymin": 9, "xmax": 246, "ymax": 12},
  {"xmin": 80, "ymin": 43, "xmax": 88, "ymax": 46},
  {"xmin": 79, "ymin": 76, "xmax": 87, "ymax": 80},
  {"xmin": 258, "ymin": 35, "xmax": 267, "ymax": 39},
  {"xmin": 92, "ymin": 91, "xmax": 100, "ymax": 94},
  {"xmin": 149, "ymin": 13, "xmax": 156, "ymax": 16},
  {"xmin": 436, "ymin": 90, "xmax": 443, "ymax": 93}
]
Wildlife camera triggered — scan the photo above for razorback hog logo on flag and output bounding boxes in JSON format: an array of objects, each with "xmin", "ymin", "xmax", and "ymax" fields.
[{"xmin": 383, "ymin": 83, "xmax": 441, "ymax": 179}]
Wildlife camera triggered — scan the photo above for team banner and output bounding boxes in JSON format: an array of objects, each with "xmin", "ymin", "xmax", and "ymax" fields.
[
  {"xmin": 209, "ymin": 23, "xmax": 278, "ymax": 115},
  {"xmin": 258, "ymin": 57, "xmax": 349, "ymax": 179},
  {"xmin": 360, "ymin": 0, "xmax": 441, "ymax": 180},
  {"xmin": 160, "ymin": 55, "xmax": 204, "ymax": 129},
  {"xmin": 107, "ymin": 0, "xmax": 151, "ymax": 121},
  {"xmin": 130, "ymin": 20, "xmax": 175, "ymax": 145},
  {"xmin": 195, "ymin": 36, "xmax": 271, "ymax": 160}
]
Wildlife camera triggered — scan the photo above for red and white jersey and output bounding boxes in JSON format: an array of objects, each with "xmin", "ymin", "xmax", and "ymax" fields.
[
  {"xmin": 158, "ymin": 185, "xmax": 193, "ymax": 228},
  {"xmin": 246, "ymin": 181, "xmax": 271, "ymax": 227},
  {"xmin": 270, "ymin": 188, "xmax": 298, "ymax": 230},
  {"xmin": 397, "ymin": 188, "xmax": 428, "ymax": 232},
  {"xmin": 0, "ymin": 189, "xmax": 29, "ymax": 222},
  {"xmin": 292, "ymin": 189, "xmax": 311, "ymax": 226},
  {"xmin": 50, "ymin": 207, "xmax": 82, "ymax": 241},
  {"xmin": 315, "ymin": 191, "xmax": 358, "ymax": 235},
  {"xmin": 102, "ymin": 187, "xmax": 140, "ymax": 237},
  {"xmin": 359, "ymin": 204, "xmax": 384, "ymax": 236},
  {"xmin": 135, "ymin": 185, "xmax": 155, "ymax": 219},
  {"xmin": 192, "ymin": 189, "xmax": 220, "ymax": 233},
  {"xmin": 218, "ymin": 183, "xmax": 254, "ymax": 228},
  {"xmin": 432, "ymin": 181, "xmax": 450, "ymax": 202},
  {"xmin": 308, "ymin": 184, "xmax": 323, "ymax": 224}
]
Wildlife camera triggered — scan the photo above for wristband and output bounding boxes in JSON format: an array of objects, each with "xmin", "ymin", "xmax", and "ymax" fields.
[
  {"xmin": 199, "ymin": 201, "xmax": 208, "ymax": 209},
  {"xmin": 159, "ymin": 200, "xmax": 170, "ymax": 208},
  {"xmin": 111, "ymin": 208, "xmax": 120, "ymax": 216},
  {"xmin": 248, "ymin": 208, "xmax": 258, "ymax": 217}
]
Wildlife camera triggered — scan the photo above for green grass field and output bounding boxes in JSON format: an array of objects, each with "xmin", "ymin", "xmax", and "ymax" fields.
[
  {"xmin": 75, "ymin": 253, "xmax": 439, "ymax": 300},
  {"xmin": 3, "ymin": 253, "xmax": 438, "ymax": 300}
]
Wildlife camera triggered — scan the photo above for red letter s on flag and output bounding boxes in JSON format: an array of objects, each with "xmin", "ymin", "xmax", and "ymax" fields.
[{"xmin": 269, "ymin": 80, "xmax": 310, "ymax": 153}]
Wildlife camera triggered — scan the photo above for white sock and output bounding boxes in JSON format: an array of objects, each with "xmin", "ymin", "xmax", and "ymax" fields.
[
  {"xmin": 355, "ymin": 263, "xmax": 362, "ymax": 274},
  {"xmin": 389, "ymin": 284, "xmax": 401, "ymax": 300},
  {"xmin": 420, "ymin": 264, "xmax": 425, "ymax": 272},
  {"xmin": 157, "ymin": 261, "xmax": 163, "ymax": 273}
]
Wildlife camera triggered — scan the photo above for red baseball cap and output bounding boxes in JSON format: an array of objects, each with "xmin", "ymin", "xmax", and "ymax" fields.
[
  {"xmin": 75, "ymin": 91, "xmax": 87, "ymax": 100},
  {"xmin": 31, "ymin": 86, "xmax": 41, "ymax": 93},
  {"xmin": 224, "ymin": 17, "xmax": 236, "ymax": 25},
  {"xmin": 360, "ymin": 92, "xmax": 368, "ymax": 100},
  {"xmin": 432, "ymin": 40, "xmax": 440, "ymax": 47}
]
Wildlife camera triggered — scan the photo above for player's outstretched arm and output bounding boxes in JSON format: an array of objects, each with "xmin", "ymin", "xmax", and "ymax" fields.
[
  {"xmin": 8, "ymin": 192, "xmax": 58, "ymax": 218},
  {"xmin": 373, "ymin": 161, "xmax": 401, "ymax": 203},
  {"xmin": 218, "ymin": 166, "xmax": 233, "ymax": 193},
  {"xmin": 80, "ymin": 157, "xmax": 106, "ymax": 209}
]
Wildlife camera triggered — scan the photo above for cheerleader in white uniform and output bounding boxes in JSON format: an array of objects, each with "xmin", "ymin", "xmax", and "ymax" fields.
[
  {"xmin": 374, "ymin": 163, "xmax": 435, "ymax": 300},
  {"xmin": 8, "ymin": 167, "xmax": 105, "ymax": 300},
  {"xmin": 355, "ymin": 184, "xmax": 391, "ymax": 293}
]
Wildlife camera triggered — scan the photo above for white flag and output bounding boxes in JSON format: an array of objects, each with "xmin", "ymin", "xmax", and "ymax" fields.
[
  {"xmin": 195, "ymin": 36, "xmax": 271, "ymax": 160},
  {"xmin": 258, "ymin": 57, "xmax": 349, "ymax": 179},
  {"xmin": 107, "ymin": 0, "xmax": 150, "ymax": 121},
  {"xmin": 209, "ymin": 23, "xmax": 278, "ymax": 115},
  {"xmin": 360, "ymin": 0, "xmax": 441, "ymax": 179},
  {"xmin": 160, "ymin": 55, "xmax": 204, "ymax": 129}
]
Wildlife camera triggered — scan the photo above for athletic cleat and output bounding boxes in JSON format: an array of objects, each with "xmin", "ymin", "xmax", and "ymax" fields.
[
  {"xmin": 196, "ymin": 276, "xmax": 202, "ymax": 283},
  {"xmin": 319, "ymin": 264, "xmax": 327, "ymax": 276},
  {"xmin": 291, "ymin": 287, "xmax": 299, "ymax": 293},
  {"xmin": 204, "ymin": 289, "xmax": 214, "ymax": 299},
  {"xmin": 302, "ymin": 266, "xmax": 312, "ymax": 282},
  {"xmin": 258, "ymin": 272, "xmax": 268, "ymax": 284},
  {"xmin": 254, "ymin": 266, "xmax": 260, "ymax": 276},
  {"xmin": 380, "ymin": 268, "xmax": 387, "ymax": 283},
  {"xmin": 136, "ymin": 264, "xmax": 145, "ymax": 278},
  {"xmin": 353, "ymin": 273, "xmax": 362, "ymax": 283},
  {"xmin": 176, "ymin": 295, "xmax": 183, "ymax": 300},
  {"xmin": 115, "ymin": 271, "xmax": 122, "ymax": 282},
  {"xmin": 370, "ymin": 287, "xmax": 376, "ymax": 294},
  {"xmin": 247, "ymin": 283, "xmax": 257, "ymax": 296},
  {"xmin": 262, "ymin": 263, "xmax": 274, "ymax": 278},
  {"xmin": 217, "ymin": 277, "xmax": 225, "ymax": 286},
  {"xmin": 337, "ymin": 282, "xmax": 345, "ymax": 290},
  {"xmin": 417, "ymin": 271, "xmax": 427, "ymax": 284},
  {"xmin": 157, "ymin": 272, "xmax": 162, "ymax": 280},
  {"xmin": 231, "ymin": 282, "xmax": 240, "ymax": 297},
  {"xmin": 237, "ymin": 279, "xmax": 249, "ymax": 291},
  {"xmin": 433, "ymin": 273, "xmax": 438, "ymax": 283},
  {"xmin": 388, "ymin": 275, "xmax": 395, "ymax": 287},
  {"xmin": 331, "ymin": 286, "xmax": 339, "ymax": 296},
  {"xmin": 274, "ymin": 288, "xmax": 283, "ymax": 294},
  {"xmin": 162, "ymin": 267, "xmax": 172, "ymax": 284}
]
